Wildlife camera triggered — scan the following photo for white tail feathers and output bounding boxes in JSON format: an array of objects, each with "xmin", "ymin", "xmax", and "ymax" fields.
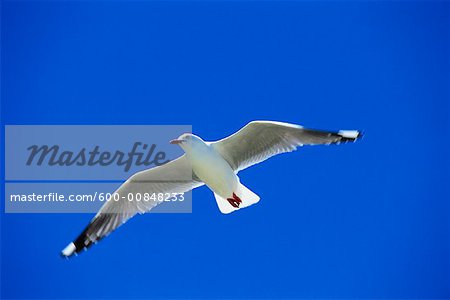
[{"xmin": 214, "ymin": 182, "xmax": 260, "ymax": 214}]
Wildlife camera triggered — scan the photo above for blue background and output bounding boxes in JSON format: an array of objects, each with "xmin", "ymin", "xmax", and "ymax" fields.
[{"xmin": 1, "ymin": 1, "xmax": 449, "ymax": 299}]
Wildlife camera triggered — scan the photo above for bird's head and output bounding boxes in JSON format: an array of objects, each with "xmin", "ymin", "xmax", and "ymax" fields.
[{"xmin": 170, "ymin": 133, "xmax": 203, "ymax": 151}]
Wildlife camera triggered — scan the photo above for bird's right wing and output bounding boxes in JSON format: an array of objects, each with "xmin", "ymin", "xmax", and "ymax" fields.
[
  {"xmin": 212, "ymin": 121, "xmax": 361, "ymax": 172},
  {"xmin": 61, "ymin": 155, "xmax": 203, "ymax": 257}
]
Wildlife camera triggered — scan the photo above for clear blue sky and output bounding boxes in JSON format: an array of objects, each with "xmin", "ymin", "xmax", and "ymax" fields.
[{"xmin": 1, "ymin": 1, "xmax": 449, "ymax": 299}]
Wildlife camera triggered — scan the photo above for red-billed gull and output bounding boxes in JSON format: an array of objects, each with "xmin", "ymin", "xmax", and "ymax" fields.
[{"xmin": 61, "ymin": 120, "xmax": 362, "ymax": 257}]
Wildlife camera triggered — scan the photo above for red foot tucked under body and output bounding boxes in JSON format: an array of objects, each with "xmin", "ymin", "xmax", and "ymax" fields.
[{"xmin": 227, "ymin": 193, "xmax": 242, "ymax": 208}]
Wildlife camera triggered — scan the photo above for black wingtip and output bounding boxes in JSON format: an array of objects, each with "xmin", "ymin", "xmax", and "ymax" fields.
[
  {"xmin": 60, "ymin": 214, "xmax": 111, "ymax": 259},
  {"xmin": 335, "ymin": 130, "xmax": 363, "ymax": 143},
  {"xmin": 60, "ymin": 242, "xmax": 77, "ymax": 258},
  {"xmin": 60, "ymin": 226, "xmax": 92, "ymax": 259}
]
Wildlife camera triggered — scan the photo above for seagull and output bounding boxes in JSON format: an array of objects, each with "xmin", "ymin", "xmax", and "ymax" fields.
[{"xmin": 61, "ymin": 121, "xmax": 362, "ymax": 257}]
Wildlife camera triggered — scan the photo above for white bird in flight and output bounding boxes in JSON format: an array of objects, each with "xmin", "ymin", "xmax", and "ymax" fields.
[{"xmin": 61, "ymin": 121, "xmax": 362, "ymax": 257}]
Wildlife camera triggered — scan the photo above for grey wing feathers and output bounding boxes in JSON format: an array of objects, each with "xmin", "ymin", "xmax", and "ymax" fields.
[
  {"xmin": 62, "ymin": 155, "xmax": 203, "ymax": 257},
  {"xmin": 212, "ymin": 121, "xmax": 362, "ymax": 172}
]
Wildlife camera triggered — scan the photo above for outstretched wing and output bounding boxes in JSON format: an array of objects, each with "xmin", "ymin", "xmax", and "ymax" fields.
[
  {"xmin": 212, "ymin": 121, "xmax": 362, "ymax": 172},
  {"xmin": 61, "ymin": 155, "xmax": 203, "ymax": 257}
]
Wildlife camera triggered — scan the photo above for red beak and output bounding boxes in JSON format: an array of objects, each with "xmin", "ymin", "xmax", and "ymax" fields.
[{"xmin": 170, "ymin": 139, "xmax": 183, "ymax": 145}]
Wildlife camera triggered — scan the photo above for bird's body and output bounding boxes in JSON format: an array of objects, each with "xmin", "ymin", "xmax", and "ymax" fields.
[
  {"xmin": 61, "ymin": 120, "xmax": 362, "ymax": 257},
  {"xmin": 182, "ymin": 136, "xmax": 237, "ymax": 199}
]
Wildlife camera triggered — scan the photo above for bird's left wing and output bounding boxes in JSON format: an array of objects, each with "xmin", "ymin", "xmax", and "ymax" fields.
[
  {"xmin": 61, "ymin": 155, "xmax": 203, "ymax": 257},
  {"xmin": 212, "ymin": 121, "xmax": 362, "ymax": 172}
]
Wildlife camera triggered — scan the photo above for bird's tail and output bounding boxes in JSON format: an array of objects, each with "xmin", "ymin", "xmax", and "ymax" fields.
[{"xmin": 214, "ymin": 182, "xmax": 260, "ymax": 214}]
